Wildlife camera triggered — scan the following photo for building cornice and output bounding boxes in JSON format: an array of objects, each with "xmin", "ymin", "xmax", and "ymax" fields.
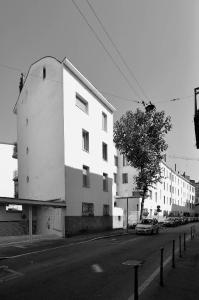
[{"xmin": 63, "ymin": 57, "xmax": 116, "ymax": 113}]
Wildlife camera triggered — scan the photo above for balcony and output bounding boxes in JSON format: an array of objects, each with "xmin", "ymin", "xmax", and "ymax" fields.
[{"xmin": 12, "ymin": 143, "xmax": 18, "ymax": 159}]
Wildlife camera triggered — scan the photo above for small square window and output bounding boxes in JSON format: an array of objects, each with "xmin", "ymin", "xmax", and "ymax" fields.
[
  {"xmin": 103, "ymin": 173, "xmax": 108, "ymax": 192},
  {"xmin": 102, "ymin": 142, "xmax": 108, "ymax": 161},
  {"xmin": 76, "ymin": 93, "xmax": 88, "ymax": 114},
  {"xmin": 82, "ymin": 129, "xmax": 89, "ymax": 152},
  {"xmin": 83, "ymin": 165, "xmax": 90, "ymax": 187},
  {"xmin": 122, "ymin": 173, "xmax": 128, "ymax": 184},
  {"xmin": 102, "ymin": 112, "xmax": 107, "ymax": 131},
  {"xmin": 82, "ymin": 202, "xmax": 94, "ymax": 216}
]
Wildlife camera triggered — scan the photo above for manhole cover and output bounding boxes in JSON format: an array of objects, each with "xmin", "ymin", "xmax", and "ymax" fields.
[
  {"xmin": 122, "ymin": 260, "xmax": 143, "ymax": 266},
  {"xmin": 0, "ymin": 265, "xmax": 23, "ymax": 283}
]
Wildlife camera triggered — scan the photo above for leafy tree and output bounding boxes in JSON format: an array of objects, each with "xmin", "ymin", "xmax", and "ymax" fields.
[{"xmin": 114, "ymin": 105, "xmax": 172, "ymax": 220}]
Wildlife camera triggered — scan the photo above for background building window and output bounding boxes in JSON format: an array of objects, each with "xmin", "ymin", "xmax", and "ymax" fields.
[
  {"xmin": 102, "ymin": 142, "xmax": 108, "ymax": 161},
  {"xmin": 114, "ymin": 173, "xmax": 117, "ymax": 184},
  {"xmin": 123, "ymin": 155, "xmax": 128, "ymax": 166},
  {"xmin": 102, "ymin": 112, "xmax": 107, "ymax": 131},
  {"xmin": 103, "ymin": 173, "xmax": 108, "ymax": 191},
  {"xmin": 82, "ymin": 129, "xmax": 89, "ymax": 152},
  {"xmin": 76, "ymin": 93, "xmax": 88, "ymax": 113},
  {"xmin": 114, "ymin": 155, "xmax": 118, "ymax": 166},
  {"xmin": 83, "ymin": 165, "xmax": 90, "ymax": 187},
  {"xmin": 122, "ymin": 173, "xmax": 128, "ymax": 184},
  {"xmin": 103, "ymin": 204, "xmax": 110, "ymax": 216},
  {"xmin": 82, "ymin": 202, "xmax": 94, "ymax": 216}
]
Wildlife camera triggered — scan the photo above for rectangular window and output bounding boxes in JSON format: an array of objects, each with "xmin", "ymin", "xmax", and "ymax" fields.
[
  {"xmin": 122, "ymin": 173, "xmax": 128, "ymax": 184},
  {"xmin": 103, "ymin": 204, "xmax": 109, "ymax": 216},
  {"xmin": 114, "ymin": 155, "xmax": 118, "ymax": 167},
  {"xmin": 83, "ymin": 165, "xmax": 90, "ymax": 187},
  {"xmin": 82, "ymin": 129, "xmax": 89, "ymax": 152},
  {"xmin": 123, "ymin": 155, "xmax": 128, "ymax": 166},
  {"xmin": 114, "ymin": 173, "xmax": 117, "ymax": 184},
  {"xmin": 102, "ymin": 142, "xmax": 108, "ymax": 161},
  {"xmin": 103, "ymin": 173, "xmax": 108, "ymax": 191},
  {"xmin": 82, "ymin": 202, "xmax": 94, "ymax": 216},
  {"xmin": 102, "ymin": 112, "xmax": 107, "ymax": 131},
  {"xmin": 76, "ymin": 93, "xmax": 88, "ymax": 113}
]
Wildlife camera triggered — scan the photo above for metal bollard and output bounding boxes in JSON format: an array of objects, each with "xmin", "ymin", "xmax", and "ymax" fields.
[
  {"xmin": 179, "ymin": 235, "xmax": 182, "ymax": 258},
  {"xmin": 183, "ymin": 233, "xmax": 186, "ymax": 251},
  {"xmin": 172, "ymin": 240, "xmax": 175, "ymax": 268},
  {"xmin": 160, "ymin": 248, "xmax": 164, "ymax": 286},
  {"xmin": 134, "ymin": 265, "xmax": 139, "ymax": 300}
]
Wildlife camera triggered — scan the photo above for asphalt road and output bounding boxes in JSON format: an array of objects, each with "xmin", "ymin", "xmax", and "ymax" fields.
[{"xmin": 0, "ymin": 223, "xmax": 198, "ymax": 300}]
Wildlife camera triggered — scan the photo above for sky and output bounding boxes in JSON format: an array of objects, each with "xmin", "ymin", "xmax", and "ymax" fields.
[{"xmin": 0, "ymin": 0, "xmax": 199, "ymax": 180}]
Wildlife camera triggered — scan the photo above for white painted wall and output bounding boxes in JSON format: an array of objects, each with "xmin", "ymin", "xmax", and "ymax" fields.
[
  {"xmin": 63, "ymin": 65, "xmax": 115, "ymax": 217},
  {"xmin": 36, "ymin": 206, "xmax": 65, "ymax": 237},
  {"xmin": 16, "ymin": 57, "xmax": 65, "ymax": 201},
  {"xmin": 0, "ymin": 144, "xmax": 17, "ymax": 197}
]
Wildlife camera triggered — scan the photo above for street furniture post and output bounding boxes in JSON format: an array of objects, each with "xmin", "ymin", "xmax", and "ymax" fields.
[
  {"xmin": 127, "ymin": 197, "xmax": 129, "ymax": 233},
  {"xmin": 160, "ymin": 248, "xmax": 164, "ymax": 286},
  {"xmin": 183, "ymin": 233, "xmax": 186, "ymax": 251},
  {"xmin": 179, "ymin": 235, "xmax": 182, "ymax": 258},
  {"xmin": 134, "ymin": 265, "xmax": 139, "ymax": 300},
  {"xmin": 172, "ymin": 240, "xmax": 175, "ymax": 268}
]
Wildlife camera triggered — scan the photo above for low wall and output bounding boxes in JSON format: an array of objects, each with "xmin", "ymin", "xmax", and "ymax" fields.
[
  {"xmin": 65, "ymin": 216, "xmax": 112, "ymax": 236},
  {"xmin": 0, "ymin": 220, "xmax": 36, "ymax": 236}
]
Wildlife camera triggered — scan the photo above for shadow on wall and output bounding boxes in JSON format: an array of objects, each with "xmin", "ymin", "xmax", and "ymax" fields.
[{"xmin": 64, "ymin": 165, "xmax": 113, "ymax": 236}]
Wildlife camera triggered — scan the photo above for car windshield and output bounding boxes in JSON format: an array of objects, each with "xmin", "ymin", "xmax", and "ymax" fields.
[{"xmin": 140, "ymin": 219, "xmax": 153, "ymax": 225}]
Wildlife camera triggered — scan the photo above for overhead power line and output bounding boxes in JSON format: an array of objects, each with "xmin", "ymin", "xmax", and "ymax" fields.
[
  {"xmin": 71, "ymin": 0, "xmax": 143, "ymax": 100},
  {"xmin": 103, "ymin": 91, "xmax": 193, "ymax": 105},
  {"xmin": 168, "ymin": 155, "xmax": 199, "ymax": 162},
  {"xmin": 86, "ymin": 0, "xmax": 148, "ymax": 101}
]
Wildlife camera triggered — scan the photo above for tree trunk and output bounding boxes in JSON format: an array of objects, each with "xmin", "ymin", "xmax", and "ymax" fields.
[{"xmin": 140, "ymin": 188, "xmax": 147, "ymax": 220}]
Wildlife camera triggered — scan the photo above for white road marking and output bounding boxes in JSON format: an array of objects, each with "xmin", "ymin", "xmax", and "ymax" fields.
[
  {"xmin": 92, "ymin": 264, "xmax": 103, "ymax": 273},
  {"xmin": 0, "ymin": 265, "xmax": 23, "ymax": 283},
  {"xmin": 0, "ymin": 235, "xmax": 138, "ymax": 260}
]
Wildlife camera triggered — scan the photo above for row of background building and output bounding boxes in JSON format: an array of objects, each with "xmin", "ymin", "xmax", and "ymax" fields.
[{"xmin": 0, "ymin": 56, "xmax": 198, "ymax": 238}]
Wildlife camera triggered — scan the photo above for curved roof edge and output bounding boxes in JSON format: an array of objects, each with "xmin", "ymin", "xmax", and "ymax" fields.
[
  {"xmin": 13, "ymin": 55, "xmax": 116, "ymax": 114},
  {"xmin": 63, "ymin": 57, "xmax": 116, "ymax": 113},
  {"xmin": 13, "ymin": 56, "xmax": 61, "ymax": 114}
]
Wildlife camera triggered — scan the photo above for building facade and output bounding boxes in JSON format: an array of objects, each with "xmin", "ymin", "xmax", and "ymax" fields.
[
  {"xmin": 14, "ymin": 56, "xmax": 118, "ymax": 236},
  {"xmin": 116, "ymin": 154, "xmax": 196, "ymax": 223}
]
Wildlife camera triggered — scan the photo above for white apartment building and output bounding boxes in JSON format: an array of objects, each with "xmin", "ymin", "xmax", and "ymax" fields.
[
  {"xmin": 14, "ymin": 56, "xmax": 118, "ymax": 236},
  {"xmin": 116, "ymin": 154, "xmax": 195, "ymax": 223},
  {"xmin": 0, "ymin": 143, "xmax": 17, "ymax": 198}
]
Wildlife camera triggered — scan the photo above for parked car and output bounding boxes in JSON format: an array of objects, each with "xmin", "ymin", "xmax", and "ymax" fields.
[
  {"xmin": 135, "ymin": 218, "xmax": 159, "ymax": 235},
  {"xmin": 163, "ymin": 217, "xmax": 176, "ymax": 227}
]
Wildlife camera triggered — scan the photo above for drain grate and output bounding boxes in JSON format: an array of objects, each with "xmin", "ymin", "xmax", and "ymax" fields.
[{"xmin": 0, "ymin": 265, "xmax": 23, "ymax": 283}]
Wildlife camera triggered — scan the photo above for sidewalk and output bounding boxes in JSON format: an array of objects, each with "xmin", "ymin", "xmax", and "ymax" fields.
[
  {"xmin": 140, "ymin": 235, "xmax": 199, "ymax": 300},
  {"xmin": 0, "ymin": 228, "xmax": 129, "ymax": 247}
]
